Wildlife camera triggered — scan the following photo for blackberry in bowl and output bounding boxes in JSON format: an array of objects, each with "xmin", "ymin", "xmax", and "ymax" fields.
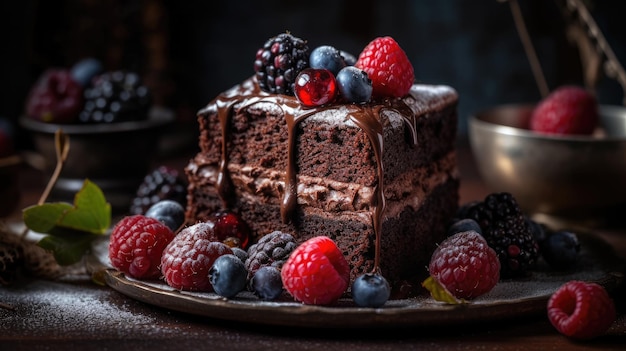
[
  {"xmin": 79, "ymin": 71, "xmax": 151, "ymax": 124},
  {"xmin": 20, "ymin": 68, "xmax": 174, "ymax": 212}
]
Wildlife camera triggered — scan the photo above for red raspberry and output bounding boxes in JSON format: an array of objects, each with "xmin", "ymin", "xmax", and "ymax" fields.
[
  {"xmin": 354, "ymin": 36, "xmax": 414, "ymax": 98},
  {"xmin": 280, "ymin": 236, "xmax": 350, "ymax": 305},
  {"xmin": 160, "ymin": 222, "xmax": 232, "ymax": 291},
  {"xmin": 108, "ymin": 215, "xmax": 175, "ymax": 279},
  {"xmin": 427, "ymin": 231, "xmax": 500, "ymax": 300},
  {"xmin": 547, "ymin": 280, "xmax": 616, "ymax": 340},
  {"xmin": 530, "ymin": 85, "xmax": 598, "ymax": 135},
  {"xmin": 25, "ymin": 69, "xmax": 84, "ymax": 123}
]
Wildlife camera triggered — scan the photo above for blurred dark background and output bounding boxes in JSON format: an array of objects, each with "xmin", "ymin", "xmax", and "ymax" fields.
[{"xmin": 2, "ymin": 0, "xmax": 626, "ymax": 152}]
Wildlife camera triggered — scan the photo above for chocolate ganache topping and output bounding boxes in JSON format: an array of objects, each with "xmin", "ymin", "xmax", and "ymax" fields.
[{"xmin": 210, "ymin": 77, "xmax": 421, "ymax": 271}]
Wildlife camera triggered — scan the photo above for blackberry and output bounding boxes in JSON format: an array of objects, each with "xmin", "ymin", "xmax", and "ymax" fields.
[
  {"xmin": 254, "ymin": 33, "xmax": 310, "ymax": 95},
  {"xmin": 79, "ymin": 70, "xmax": 151, "ymax": 123},
  {"xmin": 244, "ymin": 231, "xmax": 296, "ymax": 280},
  {"xmin": 231, "ymin": 247, "xmax": 249, "ymax": 263},
  {"xmin": 462, "ymin": 192, "xmax": 539, "ymax": 278},
  {"xmin": 130, "ymin": 166, "xmax": 187, "ymax": 215}
]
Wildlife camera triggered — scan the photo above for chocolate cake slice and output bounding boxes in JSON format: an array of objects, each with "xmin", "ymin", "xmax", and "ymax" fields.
[{"xmin": 186, "ymin": 77, "xmax": 459, "ymax": 288}]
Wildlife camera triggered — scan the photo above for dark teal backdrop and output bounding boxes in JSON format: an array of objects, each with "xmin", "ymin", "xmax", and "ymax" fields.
[{"xmin": 2, "ymin": 0, "xmax": 625, "ymax": 147}]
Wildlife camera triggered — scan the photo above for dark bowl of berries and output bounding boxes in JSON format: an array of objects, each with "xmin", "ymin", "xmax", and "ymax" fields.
[
  {"xmin": 19, "ymin": 60, "xmax": 175, "ymax": 212},
  {"xmin": 469, "ymin": 86, "xmax": 626, "ymax": 220}
]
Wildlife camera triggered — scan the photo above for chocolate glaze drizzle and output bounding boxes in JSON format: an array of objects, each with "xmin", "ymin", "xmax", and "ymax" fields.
[{"xmin": 210, "ymin": 78, "xmax": 421, "ymax": 272}]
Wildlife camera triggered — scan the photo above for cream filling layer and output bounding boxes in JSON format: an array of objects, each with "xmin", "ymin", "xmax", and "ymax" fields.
[{"xmin": 191, "ymin": 151, "xmax": 458, "ymax": 222}]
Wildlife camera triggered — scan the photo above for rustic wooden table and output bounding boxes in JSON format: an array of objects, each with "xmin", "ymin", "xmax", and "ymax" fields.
[{"xmin": 1, "ymin": 139, "xmax": 625, "ymax": 351}]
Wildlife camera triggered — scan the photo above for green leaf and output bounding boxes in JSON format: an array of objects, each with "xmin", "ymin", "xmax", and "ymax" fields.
[
  {"xmin": 22, "ymin": 179, "xmax": 112, "ymax": 266},
  {"xmin": 22, "ymin": 180, "xmax": 111, "ymax": 235},
  {"xmin": 23, "ymin": 203, "xmax": 74, "ymax": 233},
  {"xmin": 421, "ymin": 276, "xmax": 465, "ymax": 304},
  {"xmin": 60, "ymin": 180, "xmax": 111, "ymax": 234},
  {"xmin": 37, "ymin": 232, "xmax": 99, "ymax": 266}
]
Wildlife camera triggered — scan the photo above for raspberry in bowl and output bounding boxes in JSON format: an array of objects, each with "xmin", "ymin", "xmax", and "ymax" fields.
[
  {"xmin": 19, "ymin": 63, "xmax": 174, "ymax": 213},
  {"xmin": 468, "ymin": 87, "xmax": 626, "ymax": 221}
]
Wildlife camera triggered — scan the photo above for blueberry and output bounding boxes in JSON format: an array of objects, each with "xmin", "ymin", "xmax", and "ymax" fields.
[
  {"xmin": 447, "ymin": 218, "xmax": 482, "ymax": 236},
  {"xmin": 209, "ymin": 254, "xmax": 247, "ymax": 298},
  {"xmin": 541, "ymin": 231, "xmax": 580, "ymax": 270},
  {"xmin": 340, "ymin": 50, "xmax": 357, "ymax": 66},
  {"xmin": 309, "ymin": 45, "xmax": 346, "ymax": 76},
  {"xmin": 70, "ymin": 58, "xmax": 103, "ymax": 87},
  {"xmin": 231, "ymin": 247, "xmax": 248, "ymax": 263},
  {"xmin": 336, "ymin": 66, "xmax": 372, "ymax": 103},
  {"xmin": 250, "ymin": 266, "xmax": 283, "ymax": 300},
  {"xmin": 456, "ymin": 201, "xmax": 481, "ymax": 219},
  {"xmin": 526, "ymin": 217, "xmax": 547, "ymax": 245},
  {"xmin": 145, "ymin": 200, "xmax": 185, "ymax": 232},
  {"xmin": 351, "ymin": 273, "xmax": 390, "ymax": 308}
]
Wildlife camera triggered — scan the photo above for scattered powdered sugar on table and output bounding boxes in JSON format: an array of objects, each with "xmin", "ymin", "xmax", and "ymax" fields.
[{"xmin": 0, "ymin": 278, "xmax": 158, "ymax": 337}]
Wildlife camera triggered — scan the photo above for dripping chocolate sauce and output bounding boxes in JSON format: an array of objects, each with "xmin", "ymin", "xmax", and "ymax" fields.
[{"xmin": 212, "ymin": 78, "xmax": 419, "ymax": 272}]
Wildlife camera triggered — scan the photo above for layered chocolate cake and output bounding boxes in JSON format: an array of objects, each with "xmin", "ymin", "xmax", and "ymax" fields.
[{"xmin": 185, "ymin": 33, "xmax": 460, "ymax": 288}]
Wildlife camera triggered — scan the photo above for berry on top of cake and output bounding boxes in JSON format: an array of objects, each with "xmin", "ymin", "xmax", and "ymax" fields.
[
  {"xmin": 186, "ymin": 32, "xmax": 460, "ymax": 294},
  {"xmin": 355, "ymin": 36, "xmax": 415, "ymax": 98}
]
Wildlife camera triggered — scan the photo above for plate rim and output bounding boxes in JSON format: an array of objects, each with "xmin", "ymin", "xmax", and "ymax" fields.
[
  {"xmin": 97, "ymin": 267, "xmax": 551, "ymax": 328},
  {"xmin": 86, "ymin": 233, "xmax": 624, "ymax": 329}
]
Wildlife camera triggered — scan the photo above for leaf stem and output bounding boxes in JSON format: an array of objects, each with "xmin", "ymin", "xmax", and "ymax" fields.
[
  {"xmin": 504, "ymin": 0, "xmax": 550, "ymax": 98},
  {"xmin": 39, "ymin": 130, "xmax": 70, "ymax": 206},
  {"xmin": 21, "ymin": 129, "xmax": 70, "ymax": 240}
]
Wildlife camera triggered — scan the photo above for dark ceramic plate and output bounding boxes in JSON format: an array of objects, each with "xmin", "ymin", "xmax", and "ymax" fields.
[{"xmin": 86, "ymin": 233, "xmax": 624, "ymax": 329}]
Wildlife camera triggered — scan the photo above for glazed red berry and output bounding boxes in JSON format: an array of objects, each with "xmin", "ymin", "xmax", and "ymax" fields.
[
  {"xmin": 108, "ymin": 215, "xmax": 175, "ymax": 279},
  {"xmin": 427, "ymin": 231, "xmax": 500, "ymax": 300},
  {"xmin": 160, "ymin": 222, "xmax": 232, "ymax": 291},
  {"xmin": 355, "ymin": 36, "xmax": 414, "ymax": 98},
  {"xmin": 281, "ymin": 236, "xmax": 350, "ymax": 305},
  {"xmin": 547, "ymin": 280, "xmax": 616, "ymax": 340},
  {"xmin": 294, "ymin": 68, "xmax": 337, "ymax": 107},
  {"xmin": 210, "ymin": 211, "xmax": 251, "ymax": 249},
  {"xmin": 530, "ymin": 85, "xmax": 598, "ymax": 135}
]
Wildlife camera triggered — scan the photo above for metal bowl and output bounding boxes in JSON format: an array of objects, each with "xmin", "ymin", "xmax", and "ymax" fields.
[
  {"xmin": 468, "ymin": 104, "xmax": 626, "ymax": 218},
  {"xmin": 19, "ymin": 107, "xmax": 175, "ymax": 212}
]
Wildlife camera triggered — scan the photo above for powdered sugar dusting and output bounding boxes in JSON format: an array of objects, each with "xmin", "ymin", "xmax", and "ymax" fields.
[
  {"xmin": 0, "ymin": 279, "xmax": 158, "ymax": 337},
  {"xmin": 408, "ymin": 84, "xmax": 458, "ymax": 115}
]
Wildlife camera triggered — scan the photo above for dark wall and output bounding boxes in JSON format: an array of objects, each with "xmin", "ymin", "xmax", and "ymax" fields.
[{"xmin": 2, "ymin": 0, "xmax": 625, "ymax": 148}]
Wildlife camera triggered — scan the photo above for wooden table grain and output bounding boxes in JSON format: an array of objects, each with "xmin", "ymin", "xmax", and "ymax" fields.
[{"xmin": 1, "ymin": 139, "xmax": 625, "ymax": 351}]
